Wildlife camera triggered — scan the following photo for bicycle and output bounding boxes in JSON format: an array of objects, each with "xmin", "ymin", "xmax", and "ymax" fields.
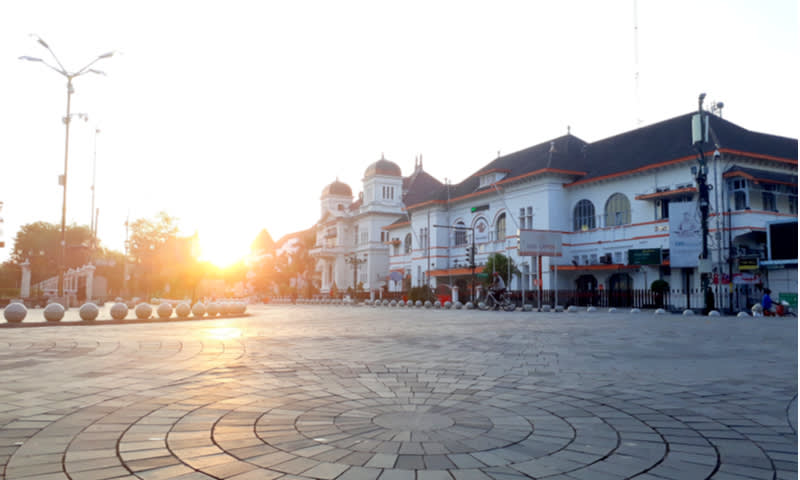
[{"xmin": 484, "ymin": 289, "xmax": 516, "ymax": 312}]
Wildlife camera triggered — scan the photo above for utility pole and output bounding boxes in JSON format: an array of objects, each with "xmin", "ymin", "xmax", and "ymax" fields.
[{"xmin": 692, "ymin": 93, "xmax": 713, "ymax": 312}]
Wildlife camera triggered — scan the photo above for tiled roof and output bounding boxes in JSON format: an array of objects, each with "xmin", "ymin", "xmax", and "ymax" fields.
[
  {"xmin": 723, "ymin": 166, "xmax": 798, "ymax": 186},
  {"xmin": 404, "ymin": 112, "xmax": 797, "ymax": 209}
]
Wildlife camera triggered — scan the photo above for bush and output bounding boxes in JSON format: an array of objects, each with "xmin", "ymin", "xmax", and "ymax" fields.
[{"xmin": 408, "ymin": 286, "xmax": 435, "ymax": 303}]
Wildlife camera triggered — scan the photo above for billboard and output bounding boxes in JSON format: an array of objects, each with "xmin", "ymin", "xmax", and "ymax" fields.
[
  {"xmin": 668, "ymin": 201, "xmax": 702, "ymax": 268},
  {"xmin": 767, "ymin": 220, "xmax": 798, "ymax": 261},
  {"xmin": 518, "ymin": 230, "xmax": 562, "ymax": 256}
]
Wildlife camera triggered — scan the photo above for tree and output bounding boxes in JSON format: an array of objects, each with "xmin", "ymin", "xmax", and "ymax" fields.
[
  {"xmin": 251, "ymin": 229, "xmax": 275, "ymax": 255},
  {"xmin": 289, "ymin": 229, "xmax": 318, "ymax": 298},
  {"xmin": 482, "ymin": 253, "xmax": 520, "ymax": 286},
  {"xmin": 10, "ymin": 221, "xmax": 93, "ymax": 284},
  {"xmin": 127, "ymin": 212, "xmax": 180, "ymax": 297}
]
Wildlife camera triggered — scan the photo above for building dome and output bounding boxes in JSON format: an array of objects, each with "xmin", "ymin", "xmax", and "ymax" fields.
[
  {"xmin": 364, "ymin": 156, "xmax": 402, "ymax": 178},
  {"xmin": 321, "ymin": 179, "xmax": 352, "ymax": 198}
]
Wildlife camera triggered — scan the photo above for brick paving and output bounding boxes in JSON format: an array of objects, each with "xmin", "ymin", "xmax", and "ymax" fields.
[{"xmin": 0, "ymin": 305, "xmax": 796, "ymax": 479}]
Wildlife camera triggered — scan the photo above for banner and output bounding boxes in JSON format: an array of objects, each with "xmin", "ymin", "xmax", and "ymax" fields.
[
  {"xmin": 518, "ymin": 230, "xmax": 563, "ymax": 256},
  {"xmin": 668, "ymin": 201, "xmax": 702, "ymax": 268}
]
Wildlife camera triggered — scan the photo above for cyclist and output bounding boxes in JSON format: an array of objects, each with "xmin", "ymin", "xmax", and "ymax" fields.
[{"xmin": 489, "ymin": 272, "xmax": 506, "ymax": 309}]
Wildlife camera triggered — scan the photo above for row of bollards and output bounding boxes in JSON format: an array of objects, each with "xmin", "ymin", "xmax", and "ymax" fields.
[
  {"xmin": 270, "ymin": 298, "xmax": 733, "ymax": 316},
  {"xmin": 2, "ymin": 301, "xmax": 248, "ymax": 323}
]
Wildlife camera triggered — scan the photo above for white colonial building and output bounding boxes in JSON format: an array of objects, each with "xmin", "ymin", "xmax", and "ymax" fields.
[{"xmin": 310, "ymin": 112, "xmax": 797, "ymax": 311}]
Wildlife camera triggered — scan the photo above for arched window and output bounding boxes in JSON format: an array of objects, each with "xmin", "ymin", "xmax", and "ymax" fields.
[
  {"xmin": 454, "ymin": 221, "xmax": 467, "ymax": 246},
  {"xmin": 404, "ymin": 233, "xmax": 412, "ymax": 254},
  {"xmin": 573, "ymin": 199, "xmax": 596, "ymax": 231},
  {"xmin": 496, "ymin": 213, "xmax": 506, "ymax": 242},
  {"xmin": 605, "ymin": 193, "xmax": 631, "ymax": 226}
]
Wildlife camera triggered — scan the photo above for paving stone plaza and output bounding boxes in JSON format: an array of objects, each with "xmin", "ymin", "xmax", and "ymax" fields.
[{"xmin": 0, "ymin": 305, "xmax": 796, "ymax": 479}]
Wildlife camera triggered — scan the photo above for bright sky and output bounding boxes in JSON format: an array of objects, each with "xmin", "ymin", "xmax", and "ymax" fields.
[{"xmin": 1, "ymin": 1, "xmax": 797, "ymax": 267}]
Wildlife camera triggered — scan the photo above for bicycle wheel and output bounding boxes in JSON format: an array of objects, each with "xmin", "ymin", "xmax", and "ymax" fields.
[{"xmin": 502, "ymin": 298, "xmax": 516, "ymax": 312}]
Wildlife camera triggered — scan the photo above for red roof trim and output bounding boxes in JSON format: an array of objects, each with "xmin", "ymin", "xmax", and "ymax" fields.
[{"xmin": 635, "ymin": 187, "xmax": 698, "ymax": 200}]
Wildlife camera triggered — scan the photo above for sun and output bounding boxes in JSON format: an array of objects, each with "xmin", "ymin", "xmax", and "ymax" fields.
[{"xmin": 197, "ymin": 232, "xmax": 247, "ymax": 269}]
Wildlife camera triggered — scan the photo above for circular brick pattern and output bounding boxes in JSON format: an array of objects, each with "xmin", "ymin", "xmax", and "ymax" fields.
[{"xmin": 0, "ymin": 306, "xmax": 795, "ymax": 480}]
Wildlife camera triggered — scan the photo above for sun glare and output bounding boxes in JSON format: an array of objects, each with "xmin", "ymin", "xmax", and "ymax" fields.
[{"xmin": 198, "ymin": 233, "xmax": 247, "ymax": 269}]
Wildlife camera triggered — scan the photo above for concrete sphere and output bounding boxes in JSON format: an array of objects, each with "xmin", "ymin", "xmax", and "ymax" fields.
[
  {"xmin": 79, "ymin": 303, "xmax": 100, "ymax": 321},
  {"xmin": 630, "ymin": 308, "xmax": 642, "ymax": 313},
  {"xmin": 380, "ymin": 299, "xmax": 387, "ymax": 306},
  {"xmin": 566, "ymin": 305, "xmax": 579, "ymax": 313},
  {"xmin": 207, "ymin": 303, "xmax": 221, "ymax": 317},
  {"xmin": 543, "ymin": 305, "xmax": 553, "ymax": 312},
  {"xmin": 434, "ymin": 301, "xmax": 442, "ymax": 309},
  {"xmin": 454, "ymin": 301, "xmax": 463, "ymax": 309},
  {"xmin": 478, "ymin": 302, "xmax": 487, "ymax": 310},
  {"xmin": 135, "ymin": 303, "xmax": 153, "ymax": 319},
  {"xmin": 465, "ymin": 302, "xmax": 475, "ymax": 310},
  {"xmin": 737, "ymin": 311, "xmax": 750, "ymax": 317},
  {"xmin": 444, "ymin": 301, "xmax": 452, "ymax": 309},
  {"xmin": 587, "ymin": 306, "xmax": 598, "ymax": 312},
  {"xmin": 4, "ymin": 303, "xmax": 27, "ymax": 323},
  {"xmin": 415, "ymin": 300, "xmax": 423, "ymax": 308},
  {"xmin": 608, "ymin": 307, "xmax": 618, "ymax": 313},
  {"xmin": 157, "ymin": 302, "xmax": 173, "ymax": 319},
  {"xmin": 708, "ymin": 310, "xmax": 721, "ymax": 316},
  {"xmin": 110, "ymin": 302, "xmax": 128, "ymax": 320},
  {"xmin": 682, "ymin": 309, "xmax": 695, "ymax": 315},
  {"xmin": 114, "ymin": 297, "xmax": 124, "ymax": 303},
  {"xmin": 390, "ymin": 300, "xmax": 397, "ymax": 307},
  {"xmin": 522, "ymin": 304, "xmax": 534, "ymax": 312},
  {"xmin": 424, "ymin": 300, "xmax": 432, "ymax": 308},
  {"xmin": 176, "ymin": 303, "xmax": 191, "ymax": 318},
  {"xmin": 44, "ymin": 303, "xmax": 65, "ymax": 322},
  {"xmin": 654, "ymin": 308, "xmax": 667, "ymax": 315},
  {"xmin": 192, "ymin": 303, "xmax": 206, "ymax": 317}
]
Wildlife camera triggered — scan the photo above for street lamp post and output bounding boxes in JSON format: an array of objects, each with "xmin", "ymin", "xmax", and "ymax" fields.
[{"xmin": 20, "ymin": 35, "xmax": 114, "ymax": 300}]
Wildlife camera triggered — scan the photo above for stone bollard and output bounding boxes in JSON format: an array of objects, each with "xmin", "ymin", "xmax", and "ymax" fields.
[
  {"xmin": 79, "ymin": 303, "xmax": 100, "ymax": 321},
  {"xmin": 157, "ymin": 302, "xmax": 173, "ymax": 319},
  {"xmin": 3, "ymin": 303, "xmax": 27, "ymax": 323},
  {"xmin": 135, "ymin": 303, "xmax": 153, "ymax": 319},
  {"xmin": 110, "ymin": 302, "xmax": 128, "ymax": 320},
  {"xmin": 176, "ymin": 303, "xmax": 191, "ymax": 318},
  {"xmin": 44, "ymin": 303, "xmax": 65, "ymax": 322}
]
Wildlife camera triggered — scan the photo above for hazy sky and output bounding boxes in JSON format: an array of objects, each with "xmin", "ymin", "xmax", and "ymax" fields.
[{"xmin": 1, "ymin": 1, "xmax": 797, "ymax": 266}]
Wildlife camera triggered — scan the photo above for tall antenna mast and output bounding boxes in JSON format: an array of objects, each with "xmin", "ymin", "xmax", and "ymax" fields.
[{"xmin": 633, "ymin": 0, "xmax": 642, "ymax": 126}]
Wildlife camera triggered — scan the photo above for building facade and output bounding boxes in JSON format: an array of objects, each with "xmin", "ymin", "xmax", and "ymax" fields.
[{"xmin": 310, "ymin": 113, "xmax": 797, "ymax": 310}]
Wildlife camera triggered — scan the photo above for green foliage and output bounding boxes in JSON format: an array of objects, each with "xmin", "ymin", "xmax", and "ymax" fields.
[
  {"xmin": 481, "ymin": 253, "xmax": 520, "ymax": 285},
  {"xmin": 409, "ymin": 286, "xmax": 435, "ymax": 302},
  {"xmin": 10, "ymin": 221, "xmax": 93, "ymax": 284},
  {"xmin": 650, "ymin": 279, "xmax": 670, "ymax": 292},
  {"xmin": 0, "ymin": 287, "xmax": 20, "ymax": 298},
  {"xmin": 0, "ymin": 261, "xmax": 20, "ymax": 290},
  {"xmin": 251, "ymin": 229, "xmax": 275, "ymax": 255}
]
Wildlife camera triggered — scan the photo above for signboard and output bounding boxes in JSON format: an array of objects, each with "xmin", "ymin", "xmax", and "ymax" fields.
[
  {"xmin": 732, "ymin": 272, "xmax": 761, "ymax": 285},
  {"xmin": 628, "ymin": 248, "xmax": 662, "ymax": 265},
  {"xmin": 738, "ymin": 258, "xmax": 758, "ymax": 271},
  {"xmin": 668, "ymin": 201, "xmax": 702, "ymax": 268},
  {"xmin": 767, "ymin": 220, "xmax": 798, "ymax": 261},
  {"xmin": 474, "ymin": 218, "xmax": 490, "ymax": 243},
  {"xmin": 518, "ymin": 230, "xmax": 562, "ymax": 256},
  {"xmin": 779, "ymin": 292, "xmax": 798, "ymax": 310}
]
